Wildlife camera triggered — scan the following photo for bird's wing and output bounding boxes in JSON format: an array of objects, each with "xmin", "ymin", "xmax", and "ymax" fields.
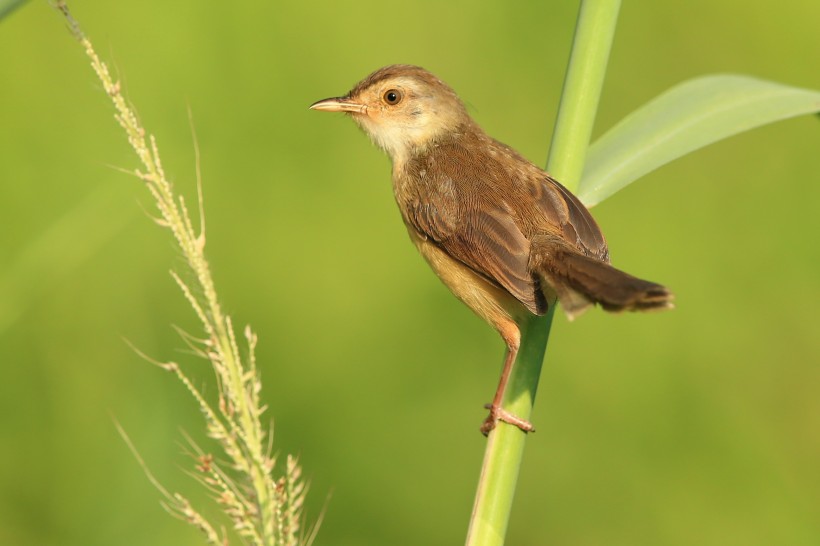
[
  {"xmin": 403, "ymin": 181, "xmax": 544, "ymax": 315},
  {"xmin": 457, "ymin": 203, "xmax": 544, "ymax": 314},
  {"xmin": 529, "ymin": 175, "xmax": 610, "ymax": 262},
  {"xmin": 483, "ymin": 137, "xmax": 609, "ymax": 262}
]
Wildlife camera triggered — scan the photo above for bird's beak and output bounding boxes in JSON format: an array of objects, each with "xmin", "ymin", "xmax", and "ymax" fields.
[{"xmin": 309, "ymin": 96, "xmax": 367, "ymax": 114}]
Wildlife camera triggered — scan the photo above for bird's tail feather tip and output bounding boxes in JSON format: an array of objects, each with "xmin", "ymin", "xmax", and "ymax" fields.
[
  {"xmin": 538, "ymin": 248, "xmax": 675, "ymax": 319},
  {"xmin": 598, "ymin": 284, "xmax": 675, "ymax": 314}
]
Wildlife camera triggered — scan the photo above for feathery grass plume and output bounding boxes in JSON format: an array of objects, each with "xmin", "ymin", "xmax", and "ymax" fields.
[{"xmin": 55, "ymin": 3, "xmax": 313, "ymax": 544}]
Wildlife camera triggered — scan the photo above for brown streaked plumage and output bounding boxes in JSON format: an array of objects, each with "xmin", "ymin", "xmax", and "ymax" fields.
[{"xmin": 311, "ymin": 65, "xmax": 673, "ymax": 435}]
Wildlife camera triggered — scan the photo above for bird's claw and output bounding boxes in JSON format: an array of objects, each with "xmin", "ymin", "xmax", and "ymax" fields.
[{"xmin": 480, "ymin": 403, "xmax": 535, "ymax": 436}]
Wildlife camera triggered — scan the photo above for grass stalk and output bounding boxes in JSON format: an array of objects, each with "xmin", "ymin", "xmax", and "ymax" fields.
[
  {"xmin": 464, "ymin": 2, "xmax": 621, "ymax": 545},
  {"xmin": 547, "ymin": 0, "xmax": 621, "ymax": 188},
  {"xmin": 55, "ymin": 3, "xmax": 309, "ymax": 544}
]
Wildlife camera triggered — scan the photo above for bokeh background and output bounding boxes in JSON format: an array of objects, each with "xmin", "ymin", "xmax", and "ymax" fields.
[{"xmin": 1, "ymin": 1, "xmax": 818, "ymax": 545}]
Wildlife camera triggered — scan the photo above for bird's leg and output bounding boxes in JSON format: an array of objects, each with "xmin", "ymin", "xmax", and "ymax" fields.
[{"xmin": 480, "ymin": 327, "xmax": 535, "ymax": 436}]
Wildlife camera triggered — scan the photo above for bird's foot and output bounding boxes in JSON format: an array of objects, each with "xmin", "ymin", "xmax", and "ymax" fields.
[{"xmin": 480, "ymin": 403, "xmax": 535, "ymax": 436}]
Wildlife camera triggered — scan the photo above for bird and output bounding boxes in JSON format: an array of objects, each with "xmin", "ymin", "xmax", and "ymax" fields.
[{"xmin": 310, "ymin": 64, "xmax": 673, "ymax": 435}]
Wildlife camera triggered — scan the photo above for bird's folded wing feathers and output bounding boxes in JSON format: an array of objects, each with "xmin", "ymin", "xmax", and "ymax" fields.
[
  {"xmin": 529, "ymin": 176, "xmax": 609, "ymax": 262},
  {"xmin": 405, "ymin": 195, "xmax": 543, "ymax": 315}
]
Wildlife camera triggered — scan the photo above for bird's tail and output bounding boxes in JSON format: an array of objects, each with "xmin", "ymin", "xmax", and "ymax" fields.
[{"xmin": 532, "ymin": 241, "xmax": 674, "ymax": 321}]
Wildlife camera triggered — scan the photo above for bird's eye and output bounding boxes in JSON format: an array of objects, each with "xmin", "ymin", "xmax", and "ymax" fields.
[{"xmin": 383, "ymin": 89, "xmax": 403, "ymax": 105}]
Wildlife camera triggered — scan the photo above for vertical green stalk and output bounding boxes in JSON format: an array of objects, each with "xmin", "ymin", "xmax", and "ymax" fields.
[
  {"xmin": 464, "ymin": 2, "xmax": 620, "ymax": 545},
  {"xmin": 547, "ymin": 0, "xmax": 621, "ymax": 187}
]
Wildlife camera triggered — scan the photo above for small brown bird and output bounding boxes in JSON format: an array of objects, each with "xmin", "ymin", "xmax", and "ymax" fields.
[{"xmin": 311, "ymin": 65, "xmax": 673, "ymax": 435}]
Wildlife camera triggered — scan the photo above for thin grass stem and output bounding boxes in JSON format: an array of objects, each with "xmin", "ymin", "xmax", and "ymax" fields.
[{"xmin": 55, "ymin": 3, "xmax": 309, "ymax": 544}]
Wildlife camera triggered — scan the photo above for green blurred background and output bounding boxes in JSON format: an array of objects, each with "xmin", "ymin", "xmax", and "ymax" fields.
[{"xmin": 1, "ymin": 1, "xmax": 818, "ymax": 545}]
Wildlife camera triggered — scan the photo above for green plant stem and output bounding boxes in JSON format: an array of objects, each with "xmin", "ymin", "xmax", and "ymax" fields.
[
  {"xmin": 547, "ymin": 0, "xmax": 621, "ymax": 188},
  {"xmin": 464, "ymin": 2, "xmax": 620, "ymax": 545},
  {"xmin": 464, "ymin": 311, "xmax": 553, "ymax": 546}
]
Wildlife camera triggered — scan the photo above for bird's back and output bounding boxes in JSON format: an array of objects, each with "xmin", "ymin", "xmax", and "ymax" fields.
[{"xmin": 396, "ymin": 129, "xmax": 609, "ymax": 261}]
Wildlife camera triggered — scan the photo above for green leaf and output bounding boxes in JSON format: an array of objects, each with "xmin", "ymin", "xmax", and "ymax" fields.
[
  {"xmin": 0, "ymin": 0, "xmax": 28, "ymax": 21},
  {"xmin": 578, "ymin": 75, "xmax": 820, "ymax": 206}
]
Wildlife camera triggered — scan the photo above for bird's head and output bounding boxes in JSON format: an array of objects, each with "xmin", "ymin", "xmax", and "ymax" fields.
[{"xmin": 310, "ymin": 65, "xmax": 471, "ymax": 163}]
